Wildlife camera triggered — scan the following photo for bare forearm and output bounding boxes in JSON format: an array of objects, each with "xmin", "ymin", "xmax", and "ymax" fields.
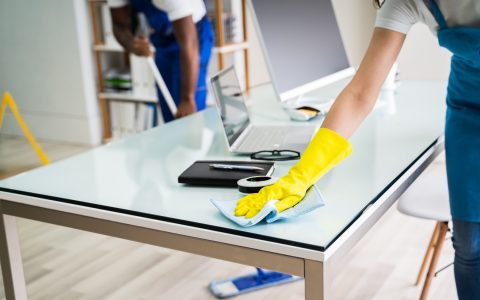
[
  {"xmin": 172, "ymin": 16, "xmax": 200, "ymax": 118},
  {"xmin": 322, "ymin": 28, "xmax": 406, "ymax": 139},
  {"xmin": 113, "ymin": 25, "xmax": 135, "ymax": 52},
  {"xmin": 180, "ymin": 45, "xmax": 199, "ymax": 102},
  {"xmin": 110, "ymin": 7, "xmax": 134, "ymax": 52},
  {"xmin": 321, "ymin": 88, "xmax": 376, "ymax": 139}
]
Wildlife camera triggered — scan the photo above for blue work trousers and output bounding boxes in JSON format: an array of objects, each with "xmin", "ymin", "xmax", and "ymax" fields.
[{"xmin": 452, "ymin": 219, "xmax": 480, "ymax": 300}]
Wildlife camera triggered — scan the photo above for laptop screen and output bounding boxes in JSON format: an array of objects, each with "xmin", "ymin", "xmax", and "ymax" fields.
[{"xmin": 210, "ymin": 67, "xmax": 251, "ymax": 146}]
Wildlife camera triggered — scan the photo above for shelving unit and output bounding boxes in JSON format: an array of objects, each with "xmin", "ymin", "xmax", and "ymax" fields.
[
  {"xmin": 88, "ymin": 0, "xmax": 159, "ymax": 141},
  {"xmin": 98, "ymin": 92, "xmax": 157, "ymax": 103},
  {"xmin": 88, "ymin": 0, "xmax": 112, "ymax": 140},
  {"xmin": 93, "ymin": 44, "xmax": 123, "ymax": 52},
  {"xmin": 87, "ymin": 0, "xmax": 251, "ymax": 141},
  {"xmin": 212, "ymin": 0, "xmax": 250, "ymax": 91}
]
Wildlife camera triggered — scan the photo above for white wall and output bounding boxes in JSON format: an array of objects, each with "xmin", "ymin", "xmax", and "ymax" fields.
[
  {"xmin": 246, "ymin": 8, "xmax": 271, "ymax": 87},
  {"xmin": 396, "ymin": 23, "xmax": 451, "ymax": 80},
  {"xmin": 333, "ymin": 1, "xmax": 451, "ymax": 80},
  {"xmin": 0, "ymin": 0, "xmax": 101, "ymax": 145},
  {"xmin": 332, "ymin": 0, "xmax": 377, "ymax": 68}
]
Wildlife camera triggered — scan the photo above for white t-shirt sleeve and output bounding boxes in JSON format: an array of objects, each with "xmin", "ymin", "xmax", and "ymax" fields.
[
  {"xmin": 375, "ymin": 0, "xmax": 421, "ymax": 34},
  {"xmin": 153, "ymin": 0, "xmax": 206, "ymax": 22},
  {"xmin": 107, "ymin": 0, "xmax": 129, "ymax": 8}
]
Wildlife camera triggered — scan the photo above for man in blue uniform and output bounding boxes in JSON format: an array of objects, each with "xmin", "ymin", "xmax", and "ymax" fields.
[{"xmin": 108, "ymin": 0, "xmax": 213, "ymax": 122}]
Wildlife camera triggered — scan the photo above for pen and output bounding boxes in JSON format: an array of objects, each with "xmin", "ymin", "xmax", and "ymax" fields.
[{"xmin": 209, "ymin": 164, "xmax": 264, "ymax": 172}]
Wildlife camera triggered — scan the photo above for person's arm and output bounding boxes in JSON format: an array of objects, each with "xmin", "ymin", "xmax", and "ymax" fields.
[
  {"xmin": 171, "ymin": 16, "xmax": 200, "ymax": 118},
  {"xmin": 110, "ymin": 5, "xmax": 152, "ymax": 56},
  {"xmin": 322, "ymin": 27, "xmax": 406, "ymax": 138},
  {"xmin": 235, "ymin": 28, "xmax": 408, "ymax": 218}
]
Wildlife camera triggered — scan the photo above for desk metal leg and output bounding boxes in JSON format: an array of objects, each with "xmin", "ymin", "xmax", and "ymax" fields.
[
  {"xmin": 305, "ymin": 260, "xmax": 331, "ymax": 300},
  {"xmin": 0, "ymin": 206, "xmax": 27, "ymax": 300}
]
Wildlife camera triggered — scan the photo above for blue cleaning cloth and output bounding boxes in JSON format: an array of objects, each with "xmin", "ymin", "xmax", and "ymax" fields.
[{"xmin": 210, "ymin": 186, "xmax": 325, "ymax": 227}]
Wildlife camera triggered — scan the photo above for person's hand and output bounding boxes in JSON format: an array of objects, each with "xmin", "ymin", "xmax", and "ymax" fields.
[
  {"xmin": 130, "ymin": 37, "xmax": 152, "ymax": 57},
  {"xmin": 234, "ymin": 128, "xmax": 352, "ymax": 218},
  {"xmin": 235, "ymin": 175, "xmax": 307, "ymax": 218},
  {"xmin": 175, "ymin": 99, "xmax": 197, "ymax": 119}
]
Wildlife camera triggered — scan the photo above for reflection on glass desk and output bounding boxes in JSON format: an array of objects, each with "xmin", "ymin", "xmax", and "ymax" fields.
[{"xmin": 0, "ymin": 81, "xmax": 446, "ymax": 251}]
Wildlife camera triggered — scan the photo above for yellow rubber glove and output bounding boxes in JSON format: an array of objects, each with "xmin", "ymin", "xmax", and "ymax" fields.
[{"xmin": 234, "ymin": 128, "xmax": 352, "ymax": 218}]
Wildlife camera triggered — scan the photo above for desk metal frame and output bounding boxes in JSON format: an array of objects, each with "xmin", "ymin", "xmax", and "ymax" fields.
[{"xmin": 0, "ymin": 140, "xmax": 443, "ymax": 300}]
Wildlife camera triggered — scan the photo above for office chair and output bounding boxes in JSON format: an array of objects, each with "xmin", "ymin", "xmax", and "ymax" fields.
[{"xmin": 397, "ymin": 153, "xmax": 451, "ymax": 300}]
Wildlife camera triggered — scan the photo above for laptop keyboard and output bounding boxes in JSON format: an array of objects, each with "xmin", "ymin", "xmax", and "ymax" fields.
[{"xmin": 241, "ymin": 126, "xmax": 289, "ymax": 151}]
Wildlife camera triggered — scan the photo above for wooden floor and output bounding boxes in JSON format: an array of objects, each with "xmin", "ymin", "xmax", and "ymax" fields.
[{"xmin": 0, "ymin": 134, "xmax": 457, "ymax": 299}]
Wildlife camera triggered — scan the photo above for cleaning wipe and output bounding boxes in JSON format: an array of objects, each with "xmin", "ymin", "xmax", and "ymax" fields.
[{"xmin": 210, "ymin": 186, "xmax": 325, "ymax": 227}]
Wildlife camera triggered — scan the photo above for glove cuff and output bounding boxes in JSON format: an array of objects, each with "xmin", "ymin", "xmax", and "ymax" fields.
[{"xmin": 292, "ymin": 127, "xmax": 352, "ymax": 186}]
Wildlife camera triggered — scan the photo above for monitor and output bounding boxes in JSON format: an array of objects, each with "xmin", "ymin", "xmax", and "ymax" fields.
[{"xmin": 249, "ymin": 0, "xmax": 354, "ymax": 100}]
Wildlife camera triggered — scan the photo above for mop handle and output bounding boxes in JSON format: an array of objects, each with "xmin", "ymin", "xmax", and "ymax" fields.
[
  {"xmin": 255, "ymin": 268, "xmax": 266, "ymax": 283},
  {"xmin": 136, "ymin": 13, "xmax": 178, "ymax": 116},
  {"xmin": 147, "ymin": 56, "xmax": 177, "ymax": 116}
]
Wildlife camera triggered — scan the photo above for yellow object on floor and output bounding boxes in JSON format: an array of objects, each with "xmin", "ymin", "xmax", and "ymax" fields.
[
  {"xmin": 235, "ymin": 128, "xmax": 352, "ymax": 218},
  {"xmin": 0, "ymin": 92, "xmax": 49, "ymax": 165}
]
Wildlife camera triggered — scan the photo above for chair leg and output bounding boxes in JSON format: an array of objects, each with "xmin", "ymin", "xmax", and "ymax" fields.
[
  {"xmin": 419, "ymin": 221, "xmax": 448, "ymax": 300},
  {"xmin": 416, "ymin": 222, "xmax": 440, "ymax": 285}
]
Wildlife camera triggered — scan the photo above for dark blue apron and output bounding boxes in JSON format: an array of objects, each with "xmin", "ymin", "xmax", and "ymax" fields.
[
  {"xmin": 427, "ymin": 0, "xmax": 480, "ymax": 221},
  {"xmin": 130, "ymin": 0, "xmax": 214, "ymax": 122}
]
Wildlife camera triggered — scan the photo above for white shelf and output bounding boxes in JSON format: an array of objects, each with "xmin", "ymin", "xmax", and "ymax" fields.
[
  {"xmin": 99, "ymin": 92, "xmax": 157, "ymax": 103},
  {"xmin": 95, "ymin": 42, "xmax": 249, "ymax": 54},
  {"xmin": 213, "ymin": 42, "xmax": 249, "ymax": 54},
  {"xmin": 94, "ymin": 44, "xmax": 124, "ymax": 52}
]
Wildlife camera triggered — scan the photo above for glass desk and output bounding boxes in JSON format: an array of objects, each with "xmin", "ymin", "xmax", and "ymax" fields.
[{"xmin": 0, "ymin": 80, "xmax": 446, "ymax": 299}]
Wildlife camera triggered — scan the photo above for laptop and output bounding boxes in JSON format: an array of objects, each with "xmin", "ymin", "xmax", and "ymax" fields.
[{"xmin": 209, "ymin": 66, "xmax": 317, "ymax": 154}]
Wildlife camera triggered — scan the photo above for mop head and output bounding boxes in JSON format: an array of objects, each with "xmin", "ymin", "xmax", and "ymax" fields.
[{"xmin": 209, "ymin": 269, "xmax": 301, "ymax": 298}]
